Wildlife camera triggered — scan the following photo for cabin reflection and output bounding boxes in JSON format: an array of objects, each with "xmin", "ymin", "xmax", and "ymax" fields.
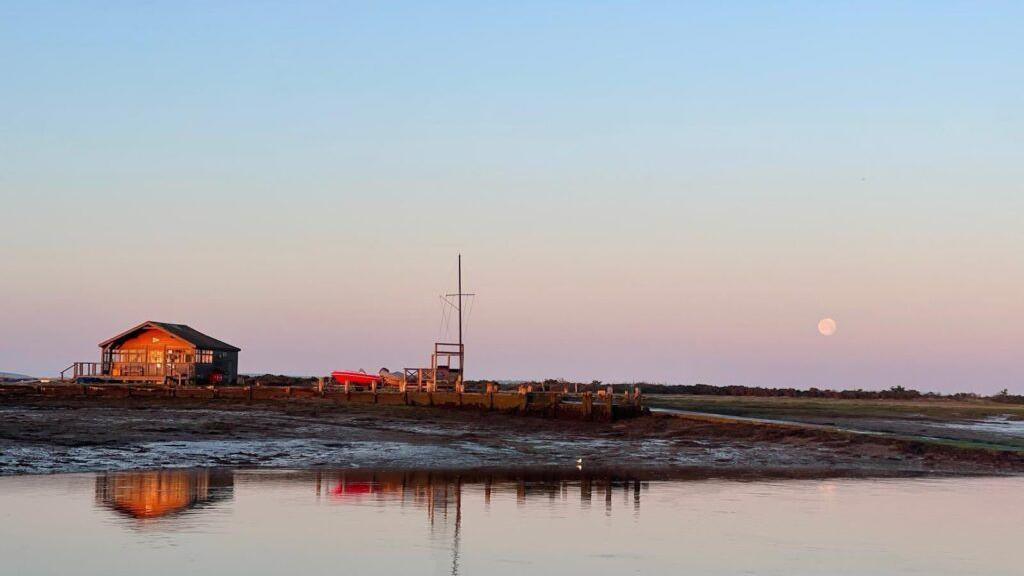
[{"xmin": 95, "ymin": 469, "xmax": 233, "ymax": 521}]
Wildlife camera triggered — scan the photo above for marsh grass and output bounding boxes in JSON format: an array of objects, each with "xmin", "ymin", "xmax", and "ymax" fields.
[{"xmin": 646, "ymin": 395, "xmax": 1024, "ymax": 422}]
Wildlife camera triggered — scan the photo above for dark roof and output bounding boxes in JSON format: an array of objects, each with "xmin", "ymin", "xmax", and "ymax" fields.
[{"xmin": 99, "ymin": 321, "xmax": 241, "ymax": 352}]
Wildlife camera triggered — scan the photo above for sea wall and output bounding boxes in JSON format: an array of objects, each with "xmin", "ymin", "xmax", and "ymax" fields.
[{"xmin": 0, "ymin": 384, "xmax": 645, "ymax": 421}]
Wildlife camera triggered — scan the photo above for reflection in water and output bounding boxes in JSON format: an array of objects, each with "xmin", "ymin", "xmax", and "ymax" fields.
[
  {"xmin": 315, "ymin": 470, "xmax": 645, "ymax": 516},
  {"xmin": 2, "ymin": 471, "xmax": 1022, "ymax": 576},
  {"xmin": 95, "ymin": 469, "xmax": 234, "ymax": 520},
  {"xmin": 312, "ymin": 470, "xmax": 647, "ymax": 576}
]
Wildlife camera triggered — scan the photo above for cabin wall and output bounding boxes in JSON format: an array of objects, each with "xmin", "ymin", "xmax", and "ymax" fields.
[
  {"xmin": 217, "ymin": 351, "xmax": 238, "ymax": 384},
  {"xmin": 113, "ymin": 328, "xmax": 194, "ymax": 352},
  {"xmin": 101, "ymin": 329, "xmax": 198, "ymax": 380},
  {"xmin": 193, "ymin": 351, "xmax": 238, "ymax": 384}
]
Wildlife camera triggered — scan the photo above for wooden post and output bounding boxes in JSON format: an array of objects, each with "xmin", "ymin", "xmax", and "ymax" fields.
[
  {"xmin": 583, "ymin": 391, "xmax": 593, "ymax": 419},
  {"xmin": 317, "ymin": 377, "xmax": 324, "ymax": 396}
]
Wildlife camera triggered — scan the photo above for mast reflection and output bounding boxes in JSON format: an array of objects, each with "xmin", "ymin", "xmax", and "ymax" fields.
[
  {"xmin": 316, "ymin": 471, "xmax": 646, "ymax": 514},
  {"xmin": 313, "ymin": 470, "xmax": 647, "ymax": 575}
]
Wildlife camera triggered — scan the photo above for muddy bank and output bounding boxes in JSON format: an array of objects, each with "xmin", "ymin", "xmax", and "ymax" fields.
[
  {"xmin": 648, "ymin": 395, "xmax": 1024, "ymax": 450},
  {"xmin": 2, "ymin": 396, "xmax": 1023, "ymax": 477}
]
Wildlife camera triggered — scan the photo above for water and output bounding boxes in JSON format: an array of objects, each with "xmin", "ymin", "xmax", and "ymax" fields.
[
  {"xmin": 940, "ymin": 415, "xmax": 1024, "ymax": 438},
  {"xmin": 1, "ymin": 469, "xmax": 1021, "ymax": 575}
]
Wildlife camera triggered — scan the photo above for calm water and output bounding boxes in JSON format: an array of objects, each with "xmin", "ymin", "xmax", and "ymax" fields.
[{"xmin": 1, "ymin": 469, "xmax": 1021, "ymax": 575}]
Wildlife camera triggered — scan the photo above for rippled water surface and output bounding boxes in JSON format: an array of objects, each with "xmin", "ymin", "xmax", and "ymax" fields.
[{"xmin": 1, "ymin": 470, "xmax": 1021, "ymax": 575}]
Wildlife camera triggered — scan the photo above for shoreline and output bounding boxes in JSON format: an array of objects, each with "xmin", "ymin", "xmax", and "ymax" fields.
[{"xmin": 3, "ymin": 395, "xmax": 1024, "ymax": 478}]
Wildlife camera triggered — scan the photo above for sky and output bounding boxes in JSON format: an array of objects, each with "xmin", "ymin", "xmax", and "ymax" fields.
[{"xmin": 1, "ymin": 2, "xmax": 1021, "ymax": 392}]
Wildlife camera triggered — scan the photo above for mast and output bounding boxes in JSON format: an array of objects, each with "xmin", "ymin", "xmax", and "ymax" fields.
[
  {"xmin": 457, "ymin": 254, "xmax": 463, "ymax": 349},
  {"xmin": 445, "ymin": 254, "xmax": 473, "ymax": 382}
]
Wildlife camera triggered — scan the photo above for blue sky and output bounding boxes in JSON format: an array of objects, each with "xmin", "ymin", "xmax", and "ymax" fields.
[{"xmin": 2, "ymin": 2, "xmax": 1022, "ymax": 391}]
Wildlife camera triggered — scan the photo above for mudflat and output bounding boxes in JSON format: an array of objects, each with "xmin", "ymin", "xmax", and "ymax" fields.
[
  {"xmin": 2, "ymin": 395, "xmax": 1023, "ymax": 477},
  {"xmin": 647, "ymin": 395, "xmax": 1024, "ymax": 450}
]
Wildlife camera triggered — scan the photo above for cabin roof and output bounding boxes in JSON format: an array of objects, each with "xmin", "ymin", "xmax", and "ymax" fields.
[{"xmin": 98, "ymin": 321, "xmax": 241, "ymax": 352}]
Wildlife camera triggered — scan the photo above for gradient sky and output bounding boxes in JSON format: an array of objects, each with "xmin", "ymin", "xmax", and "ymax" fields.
[{"xmin": 2, "ymin": 2, "xmax": 1021, "ymax": 392}]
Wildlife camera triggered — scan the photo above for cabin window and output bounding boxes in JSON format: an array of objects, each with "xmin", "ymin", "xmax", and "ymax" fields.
[
  {"xmin": 198, "ymin": 350, "xmax": 213, "ymax": 364},
  {"xmin": 111, "ymin": 350, "xmax": 146, "ymax": 364}
]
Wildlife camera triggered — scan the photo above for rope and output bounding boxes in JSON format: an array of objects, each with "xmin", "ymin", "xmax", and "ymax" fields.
[
  {"xmin": 439, "ymin": 296, "xmax": 454, "ymax": 340},
  {"xmin": 463, "ymin": 295, "xmax": 475, "ymax": 336}
]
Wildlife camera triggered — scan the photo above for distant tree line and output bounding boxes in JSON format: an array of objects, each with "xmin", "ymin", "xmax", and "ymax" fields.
[
  {"xmin": 468, "ymin": 378, "xmax": 1024, "ymax": 404},
  {"xmin": 245, "ymin": 373, "xmax": 1022, "ymax": 403},
  {"xmin": 617, "ymin": 383, "xmax": 944, "ymax": 400}
]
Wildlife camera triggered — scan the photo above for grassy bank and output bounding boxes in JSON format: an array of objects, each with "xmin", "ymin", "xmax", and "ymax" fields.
[{"xmin": 645, "ymin": 395, "xmax": 1024, "ymax": 422}]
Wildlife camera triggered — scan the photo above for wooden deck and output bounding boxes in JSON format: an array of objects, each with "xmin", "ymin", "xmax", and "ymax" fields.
[{"xmin": 60, "ymin": 362, "xmax": 195, "ymax": 384}]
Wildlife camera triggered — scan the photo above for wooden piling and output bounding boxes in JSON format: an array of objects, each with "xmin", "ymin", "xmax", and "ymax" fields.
[{"xmin": 8, "ymin": 381, "xmax": 643, "ymax": 421}]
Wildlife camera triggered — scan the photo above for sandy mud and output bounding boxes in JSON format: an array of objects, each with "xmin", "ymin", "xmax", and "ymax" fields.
[{"xmin": 2, "ymin": 398, "xmax": 1023, "ymax": 477}]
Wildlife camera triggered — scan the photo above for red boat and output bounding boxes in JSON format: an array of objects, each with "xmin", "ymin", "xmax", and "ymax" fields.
[{"xmin": 330, "ymin": 370, "xmax": 380, "ymax": 386}]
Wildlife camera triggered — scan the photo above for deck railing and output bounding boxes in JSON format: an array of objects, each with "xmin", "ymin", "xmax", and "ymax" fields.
[
  {"xmin": 61, "ymin": 362, "xmax": 102, "ymax": 380},
  {"xmin": 60, "ymin": 362, "xmax": 194, "ymax": 381}
]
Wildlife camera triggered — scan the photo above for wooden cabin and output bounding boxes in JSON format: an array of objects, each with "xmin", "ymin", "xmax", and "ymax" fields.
[{"xmin": 63, "ymin": 321, "xmax": 241, "ymax": 385}]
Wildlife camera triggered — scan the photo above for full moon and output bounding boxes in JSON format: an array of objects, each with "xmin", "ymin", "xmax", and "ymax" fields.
[{"xmin": 818, "ymin": 317, "xmax": 837, "ymax": 336}]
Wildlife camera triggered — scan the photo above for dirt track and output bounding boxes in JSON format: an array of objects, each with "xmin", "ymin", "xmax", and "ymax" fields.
[{"xmin": 2, "ymin": 396, "xmax": 1024, "ymax": 477}]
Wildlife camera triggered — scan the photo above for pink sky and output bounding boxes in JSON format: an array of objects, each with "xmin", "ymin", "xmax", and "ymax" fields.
[{"xmin": 2, "ymin": 3, "xmax": 1022, "ymax": 393}]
